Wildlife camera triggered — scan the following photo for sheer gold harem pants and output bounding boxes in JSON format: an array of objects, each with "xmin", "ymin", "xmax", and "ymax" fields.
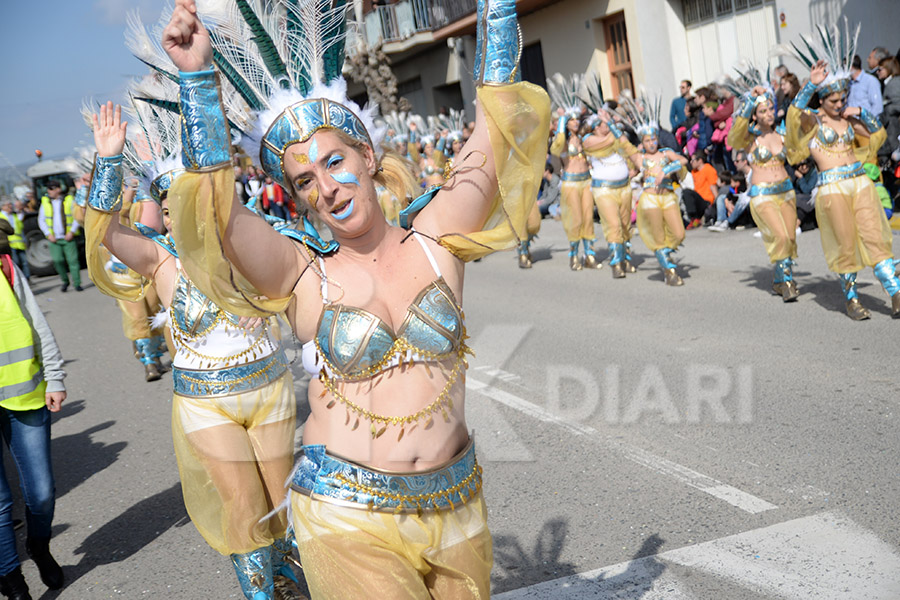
[
  {"xmin": 172, "ymin": 371, "xmax": 296, "ymax": 555},
  {"xmin": 592, "ymin": 185, "xmax": 633, "ymax": 245},
  {"xmin": 636, "ymin": 190, "xmax": 685, "ymax": 252},
  {"xmin": 290, "ymin": 491, "xmax": 493, "ymax": 600},
  {"xmin": 749, "ymin": 190, "xmax": 798, "ymax": 263},
  {"xmin": 815, "ymin": 175, "xmax": 893, "ymax": 273},
  {"xmin": 560, "ymin": 178, "xmax": 594, "ymax": 242}
]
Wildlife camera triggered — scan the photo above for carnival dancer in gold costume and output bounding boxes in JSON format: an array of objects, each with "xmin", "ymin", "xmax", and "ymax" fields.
[
  {"xmin": 784, "ymin": 21, "xmax": 899, "ymax": 319},
  {"xmin": 159, "ymin": 0, "xmax": 548, "ymax": 596},
  {"xmin": 548, "ymin": 74, "xmax": 602, "ymax": 270},
  {"xmin": 726, "ymin": 65, "xmax": 800, "ymax": 302},
  {"xmin": 600, "ymin": 93, "xmax": 688, "ymax": 286},
  {"xmin": 84, "ymin": 53, "xmax": 302, "ymax": 600}
]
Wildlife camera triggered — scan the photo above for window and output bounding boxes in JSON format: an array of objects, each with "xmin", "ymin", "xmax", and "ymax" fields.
[
  {"xmin": 603, "ymin": 13, "xmax": 633, "ymax": 96},
  {"xmin": 715, "ymin": 0, "xmax": 732, "ymax": 15},
  {"xmin": 520, "ymin": 41, "xmax": 547, "ymax": 89}
]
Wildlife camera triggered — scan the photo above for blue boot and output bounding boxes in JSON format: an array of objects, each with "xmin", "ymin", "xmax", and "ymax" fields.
[
  {"xmin": 231, "ymin": 547, "xmax": 274, "ymax": 600},
  {"xmin": 655, "ymin": 248, "xmax": 683, "ymax": 286},
  {"xmin": 839, "ymin": 272, "xmax": 870, "ymax": 320},
  {"xmin": 583, "ymin": 239, "xmax": 603, "ymax": 269},
  {"xmin": 623, "ymin": 240, "xmax": 637, "ymax": 273},
  {"xmin": 609, "ymin": 242, "xmax": 626, "ymax": 278},
  {"xmin": 518, "ymin": 236, "xmax": 533, "ymax": 269},
  {"xmin": 873, "ymin": 258, "xmax": 900, "ymax": 317},
  {"xmin": 135, "ymin": 338, "xmax": 162, "ymax": 382},
  {"xmin": 271, "ymin": 537, "xmax": 303, "ymax": 600},
  {"xmin": 774, "ymin": 258, "xmax": 799, "ymax": 302},
  {"xmin": 569, "ymin": 242, "xmax": 582, "ymax": 271}
]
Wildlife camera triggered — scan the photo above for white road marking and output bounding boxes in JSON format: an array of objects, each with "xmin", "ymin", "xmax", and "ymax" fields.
[
  {"xmin": 495, "ymin": 511, "xmax": 900, "ymax": 599},
  {"xmin": 467, "ymin": 378, "xmax": 777, "ymax": 514}
]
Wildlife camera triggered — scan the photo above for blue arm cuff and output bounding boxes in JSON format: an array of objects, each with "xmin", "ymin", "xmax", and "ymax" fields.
[
  {"xmin": 474, "ymin": 0, "xmax": 521, "ymax": 86},
  {"xmin": 857, "ymin": 108, "xmax": 882, "ymax": 133},
  {"xmin": 793, "ymin": 81, "xmax": 816, "ymax": 110},
  {"xmin": 87, "ymin": 154, "xmax": 124, "ymax": 212},
  {"xmin": 179, "ymin": 69, "xmax": 231, "ymax": 169},
  {"xmin": 73, "ymin": 185, "xmax": 88, "ymax": 208},
  {"xmin": 662, "ymin": 160, "xmax": 682, "ymax": 176},
  {"xmin": 607, "ymin": 120, "xmax": 623, "ymax": 139},
  {"xmin": 556, "ymin": 116, "xmax": 567, "ymax": 136},
  {"xmin": 739, "ymin": 97, "xmax": 755, "ymax": 119},
  {"xmin": 436, "ymin": 137, "xmax": 446, "ymax": 152}
]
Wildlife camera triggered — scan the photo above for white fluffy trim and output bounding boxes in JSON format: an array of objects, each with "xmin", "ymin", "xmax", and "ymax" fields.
[{"xmin": 150, "ymin": 309, "xmax": 169, "ymax": 330}]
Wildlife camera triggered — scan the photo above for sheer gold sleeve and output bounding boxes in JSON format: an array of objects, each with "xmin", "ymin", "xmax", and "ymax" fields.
[
  {"xmin": 169, "ymin": 166, "xmax": 292, "ymax": 317},
  {"xmin": 84, "ymin": 207, "xmax": 147, "ymax": 302},
  {"xmin": 437, "ymin": 82, "xmax": 551, "ymax": 262},
  {"xmin": 727, "ymin": 116, "xmax": 755, "ymax": 152},
  {"xmin": 785, "ymin": 105, "xmax": 817, "ymax": 165}
]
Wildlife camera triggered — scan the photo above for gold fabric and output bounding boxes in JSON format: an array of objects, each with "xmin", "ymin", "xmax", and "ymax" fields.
[
  {"xmin": 785, "ymin": 106, "xmax": 887, "ymax": 165},
  {"xmin": 559, "ymin": 179, "xmax": 593, "ymax": 242},
  {"xmin": 172, "ymin": 370, "xmax": 295, "ymax": 555},
  {"xmin": 815, "ymin": 175, "xmax": 893, "ymax": 273},
  {"xmin": 169, "ymin": 167, "xmax": 292, "ymax": 317},
  {"xmin": 290, "ymin": 490, "xmax": 492, "ymax": 600},
  {"xmin": 437, "ymin": 83, "xmax": 550, "ymax": 261},
  {"xmin": 525, "ymin": 201, "xmax": 541, "ymax": 237},
  {"xmin": 117, "ymin": 283, "xmax": 163, "ymax": 341},
  {"xmin": 592, "ymin": 186, "xmax": 633, "ymax": 245},
  {"xmin": 749, "ymin": 191, "xmax": 798, "ymax": 263},
  {"xmin": 726, "ymin": 115, "xmax": 754, "ymax": 153},
  {"xmin": 636, "ymin": 190, "xmax": 684, "ymax": 252},
  {"xmin": 85, "ymin": 207, "xmax": 148, "ymax": 302}
]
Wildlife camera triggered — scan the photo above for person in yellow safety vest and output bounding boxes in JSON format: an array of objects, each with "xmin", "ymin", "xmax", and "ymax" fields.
[
  {"xmin": 38, "ymin": 181, "xmax": 82, "ymax": 292},
  {"xmin": 0, "ymin": 252, "xmax": 66, "ymax": 598},
  {"xmin": 0, "ymin": 201, "xmax": 29, "ymax": 281}
]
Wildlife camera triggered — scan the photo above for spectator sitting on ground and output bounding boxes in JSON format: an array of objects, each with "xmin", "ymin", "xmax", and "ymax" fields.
[
  {"xmin": 848, "ymin": 54, "xmax": 884, "ymax": 116},
  {"xmin": 792, "ymin": 158, "xmax": 818, "ymax": 231},
  {"xmin": 670, "ymin": 79, "xmax": 692, "ymax": 131},
  {"xmin": 709, "ymin": 169, "xmax": 733, "ymax": 229},
  {"xmin": 710, "ymin": 151, "xmax": 752, "ymax": 231},
  {"xmin": 538, "ymin": 162, "xmax": 561, "ymax": 218},
  {"xmin": 683, "ymin": 151, "xmax": 718, "ymax": 229}
]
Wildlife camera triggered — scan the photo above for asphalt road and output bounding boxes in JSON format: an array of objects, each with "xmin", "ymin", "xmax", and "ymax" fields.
[{"xmin": 14, "ymin": 217, "xmax": 900, "ymax": 599}]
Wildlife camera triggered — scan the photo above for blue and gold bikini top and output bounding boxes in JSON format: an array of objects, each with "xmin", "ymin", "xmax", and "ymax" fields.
[
  {"xmin": 302, "ymin": 232, "xmax": 467, "ymax": 381},
  {"xmin": 812, "ymin": 120, "xmax": 855, "ymax": 150},
  {"xmin": 749, "ymin": 142, "xmax": 787, "ymax": 167}
]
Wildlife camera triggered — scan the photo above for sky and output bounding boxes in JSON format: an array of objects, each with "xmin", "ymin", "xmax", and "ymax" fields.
[{"xmin": 0, "ymin": 0, "xmax": 161, "ymax": 171}]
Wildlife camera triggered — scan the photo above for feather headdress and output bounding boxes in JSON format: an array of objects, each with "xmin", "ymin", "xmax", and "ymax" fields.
[
  {"xmin": 547, "ymin": 73, "xmax": 584, "ymax": 120},
  {"xmin": 723, "ymin": 59, "xmax": 775, "ymax": 115},
  {"xmin": 432, "ymin": 108, "xmax": 466, "ymax": 143},
  {"xmin": 192, "ymin": 0, "xmax": 384, "ymax": 188},
  {"xmin": 617, "ymin": 88, "xmax": 661, "ymax": 138},
  {"xmin": 779, "ymin": 17, "xmax": 860, "ymax": 97}
]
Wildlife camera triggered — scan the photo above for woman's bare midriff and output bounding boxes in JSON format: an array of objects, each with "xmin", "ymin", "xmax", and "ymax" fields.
[
  {"xmin": 301, "ymin": 359, "xmax": 470, "ymax": 472},
  {"xmin": 810, "ymin": 147, "xmax": 858, "ymax": 172}
]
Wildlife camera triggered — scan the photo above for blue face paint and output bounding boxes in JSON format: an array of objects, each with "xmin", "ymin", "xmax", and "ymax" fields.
[
  {"xmin": 308, "ymin": 138, "xmax": 319, "ymax": 164},
  {"xmin": 327, "ymin": 154, "xmax": 360, "ymax": 186},
  {"xmin": 332, "ymin": 199, "xmax": 354, "ymax": 221}
]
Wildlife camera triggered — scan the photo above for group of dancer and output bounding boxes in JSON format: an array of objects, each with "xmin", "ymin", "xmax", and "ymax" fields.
[
  {"xmin": 537, "ymin": 20, "xmax": 899, "ymax": 320},
  {"xmin": 78, "ymin": 0, "xmax": 546, "ymax": 599},
  {"xmin": 66, "ymin": 6, "xmax": 900, "ymax": 600}
]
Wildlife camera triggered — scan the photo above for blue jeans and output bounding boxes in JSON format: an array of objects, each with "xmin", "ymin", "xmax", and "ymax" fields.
[
  {"xmin": 10, "ymin": 249, "xmax": 29, "ymax": 280},
  {"xmin": 0, "ymin": 407, "xmax": 54, "ymax": 576}
]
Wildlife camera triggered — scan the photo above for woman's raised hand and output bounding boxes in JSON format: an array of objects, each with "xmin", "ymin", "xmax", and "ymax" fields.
[
  {"xmin": 809, "ymin": 60, "xmax": 827, "ymax": 86},
  {"xmin": 92, "ymin": 101, "xmax": 127, "ymax": 157},
  {"xmin": 162, "ymin": 0, "xmax": 213, "ymax": 72}
]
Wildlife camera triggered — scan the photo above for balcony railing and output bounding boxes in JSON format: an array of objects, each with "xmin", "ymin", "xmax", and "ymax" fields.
[{"xmin": 361, "ymin": 0, "xmax": 477, "ymax": 50}]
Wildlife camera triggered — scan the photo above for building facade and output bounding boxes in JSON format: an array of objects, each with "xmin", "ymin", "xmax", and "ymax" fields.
[{"xmin": 349, "ymin": 0, "xmax": 898, "ymax": 125}]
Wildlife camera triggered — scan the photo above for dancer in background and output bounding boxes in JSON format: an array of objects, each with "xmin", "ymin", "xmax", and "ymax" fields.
[
  {"xmin": 785, "ymin": 21, "xmax": 898, "ymax": 319},
  {"xmin": 726, "ymin": 65, "xmax": 800, "ymax": 302}
]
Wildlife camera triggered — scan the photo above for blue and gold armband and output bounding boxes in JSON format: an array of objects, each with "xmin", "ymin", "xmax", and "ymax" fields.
[
  {"xmin": 179, "ymin": 69, "xmax": 231, "ymax": 170},
  {"xmin": 474, "ymin": 0, "xmax": 521, "ymax": 86},
  {"xmin": 556, "ymin": 115, "xmax": 567, "ymax": 136},
  {"xmin": 73, "ymin": 185, "xmax": 88, "ymax": 208},
  {"xmin": 739, "ymin": 97, "xmax": 755, "ymax": 119},
  {"xmin": 857, "ymin": 108, "xmax": 882, "ymax": 133},
  {"xmin": 793, "ymin": 81, "xmax": 816, "ymax": 110},
  {"xmin": 607, "ymin": 120, "xmax": 624, "ymax": 139},
  {"xmin": 88, "ymin": 154, "xmax": 124, "ymax": 213},
  {"xmin": 662, "ymin": 160, "xmax": 683, "ymax": 176}
]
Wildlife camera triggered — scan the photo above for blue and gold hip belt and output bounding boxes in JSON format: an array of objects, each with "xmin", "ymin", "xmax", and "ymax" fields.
[
  {"xmin": 818, "ymin": 162, "xmax": 865, "ymax": 185},
  {"xmin": 562, "ymin": 171, "xmax": 590, "ymax": 182},
  {"xmin": 592, "ymin": 177, "xmax": 629, "ymax": 189},
  {"xmin": 173, "ymin": 348, "xmax": 288, "ymax": 397},
  {"xmin": 290, "ymin": 438, "xmax": 482, "ymax": 514},
  {"xmin": 642, "ymin": 178, "xmax": 674, "ymax": 191},
  {"xmin": 749, "ymin": 178, "xmax": 793, "ymax": 197}
]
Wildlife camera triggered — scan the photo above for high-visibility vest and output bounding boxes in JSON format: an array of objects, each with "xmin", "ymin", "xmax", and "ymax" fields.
[
  {"xmin": 0, "ymin": 212, "xmax": 25, "ymax": 250},
  {"xmin": 40, "ymin": 195, "xmax": 79, "ymax": 236},
  {"xmin": 0, "ymin": 265, "xmax": 47, "ymax": 410}
]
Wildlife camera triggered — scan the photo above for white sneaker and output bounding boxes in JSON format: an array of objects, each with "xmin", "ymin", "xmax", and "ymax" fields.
[
  {"xmin": 796, "ymin": 227, "xmax": 802, "ymax": 236},
  {"xmin": 753, "ymin": 231, "xmax": 762, "ymax": 238},
  {"xmin": 709, "ymin": 221, "xmax": 729, "ymax": 232}
]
